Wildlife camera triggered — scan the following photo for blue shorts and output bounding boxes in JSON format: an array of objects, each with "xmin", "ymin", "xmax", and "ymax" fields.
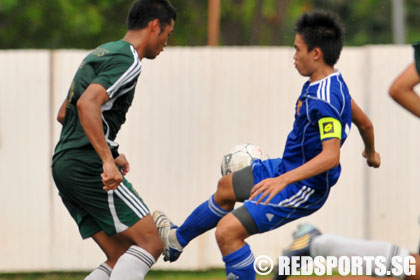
[{"xmin": 243, "ymin": 158, "xmax": 331, "ymax": 233}]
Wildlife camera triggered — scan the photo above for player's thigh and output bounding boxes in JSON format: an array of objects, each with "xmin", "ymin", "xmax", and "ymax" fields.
[
  {"xmin": 231, "ymin": 166, "xmax": 254, "ymax": 202},
  {"xmin": 53, "ymin": 150, "xmax": 151, "ymax": 238},
  {"xmin": 231, "ymin": 158, "xmax": 284, "ymax": 202},
  {"xmin": 59, "ymin": 194, "xmax": 102, "ymax": 239},
  {"xmin": 232, "ymin": 202, "xmax": 303, "ymax": 236},
  {"xmin": 235, "ymin": 183, "xmax": 330, "ymax": 235},
  {"xmin": 95, "ymin": 178, "xmax": 151, "ymax": 237}
]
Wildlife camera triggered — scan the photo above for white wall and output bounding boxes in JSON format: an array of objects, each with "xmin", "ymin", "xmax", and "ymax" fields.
[{"xmin": 0, "ymin": 46, "xmax": 418, "ymax": 271}]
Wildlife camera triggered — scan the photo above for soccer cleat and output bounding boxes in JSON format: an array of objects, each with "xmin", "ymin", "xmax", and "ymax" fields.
[
  {"xmin": 152, "ymin": 210, "xmax": 183, "ymax": 262},
  {"xmin": 285, "ymin": 223, "xmax": 321, "ymax": 256},
  {"xmin": 272, "ymin": 223, "xmax": 321, "ymax": 280}
]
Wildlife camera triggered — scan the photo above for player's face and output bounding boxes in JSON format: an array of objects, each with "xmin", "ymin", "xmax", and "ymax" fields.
[
  {"xmin": 293, "ymin": 34, "xmax": 315, "ymax": 77},
  {"xmin": 144, "ymin": 19, "xmax": 175, "ymax": 59}
]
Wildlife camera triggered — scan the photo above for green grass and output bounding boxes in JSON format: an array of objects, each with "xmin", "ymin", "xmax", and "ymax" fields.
[
  {"xmin": 0, "ymin": 270, "xmax": 273, "ymax": 280},
  {"xmin": 0, "ymin": 272, "xmax": 86, "ymax": 280}
]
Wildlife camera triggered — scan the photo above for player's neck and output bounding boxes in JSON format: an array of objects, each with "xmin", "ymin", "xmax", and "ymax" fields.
[
  {"xmin": 309, "ymin": 65, "xmax": 335, "ymax": 83},
  {"xmin": 122, "ymin": 30, "xmax": 150, "ymax": 60}
]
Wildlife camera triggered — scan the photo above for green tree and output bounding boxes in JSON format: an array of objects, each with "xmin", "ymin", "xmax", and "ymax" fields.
[
  {"xmin": 0, "ymin": 0, "xmax": 129, "ymax": 49},
  {"xmin": 0, "ymin": 0, "xmax": 418, "ymax": 49}
]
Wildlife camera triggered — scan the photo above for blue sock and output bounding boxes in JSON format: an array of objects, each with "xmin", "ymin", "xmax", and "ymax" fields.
[
  {"xmin": 223, "ymin": 243, "xmax": 256, "ymax": 280},
  {"xmin": 176, "ymin": 194, "xmax": 229, "ymax": 247}
]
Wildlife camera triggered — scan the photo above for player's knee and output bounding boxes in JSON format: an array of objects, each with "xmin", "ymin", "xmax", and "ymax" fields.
[
  {"xmin": 131, "ymin": 228, "xmax": 164, "ymax": 258},
  {"xmin": 155, "ymin": 237, "xmax": 164, "ymax": 256},
  {"xmin": 215, "ymin": 223, "xmax": 229, "ymax": 247},
  {"xmin": 215, "ymin": 218, "xmax": 236, "ymax": 247},
  {"xmin": 146, "ymin": 231, "xmax": 164, "ymax": 257},
  {"xmin": 216, "ymin": 176, "xmax": 230, "ymax": 194}
]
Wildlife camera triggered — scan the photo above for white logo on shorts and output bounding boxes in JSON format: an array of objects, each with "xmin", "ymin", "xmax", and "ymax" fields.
[{"xmin": 226, "ymin": 272, "xmax": 239, "ymax": 280}]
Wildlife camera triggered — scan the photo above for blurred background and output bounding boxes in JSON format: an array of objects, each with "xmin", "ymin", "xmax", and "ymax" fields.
[
  {"xmin": 0, "ymin": 0, "xmax": 419, "ymax": 277},
  {"xmin": 1, "ymin": 0, "xmax": 420, "ymax": 49}
]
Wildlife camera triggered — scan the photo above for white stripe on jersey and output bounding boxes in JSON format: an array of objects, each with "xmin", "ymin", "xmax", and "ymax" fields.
[
  {"xmin": 107, "ymin": 45, "xmax": 142, "ymax": 98},
  {"xmin": 101, "ymin": 82, "xmax": 137, "ymax": 148},
  {"xmin": 317, "ymin": 82, "xmax": 322, "ymax": 99},
  {"xmin": 102, "ymin": 82, "xmax": 136, "ymax": 111},
  {"xmin": 312, "ymin": 72, "xmax": 346, "ymax": 106},
  {"xmin": 306, "ymin": 72, "xmax": 345, "ymax": 118},
  {"xmin": 345, "ymin": 123, "xmax": 350, "ymax": 136},
  {"xmin": 326, "ymin": 76, "xmax": 331, "ymax": 103},
  {"xmin": 337, "ymin": 75, "xmax": 346, "ymax": 115},
  {"xmin": 321, "ymin": 79, "xmax": 326, "ymax": 101}
]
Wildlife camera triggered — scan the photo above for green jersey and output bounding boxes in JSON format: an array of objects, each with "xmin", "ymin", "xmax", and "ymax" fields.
[
  {"xmin": 414, "ymin": 42, "xmax": 420, "ymax": 75},
  {"xmin": 53, "ymin": 40, "xmax": 141, "ymax": 160}
]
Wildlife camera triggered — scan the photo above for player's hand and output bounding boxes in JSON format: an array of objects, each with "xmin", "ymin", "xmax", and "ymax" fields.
[
  {"xmin": 115, "ymin": 154, "xmax": 130, "ymax": 175},
  {"xmin": 102, "ymin": 160, "xmax": 123, "ymax": 191},
  {"xmin": 249, "ymin": 177, "xmax": 287, "ymax": 205},
  {"xmin": 362, "ymin": 150, "xmax": 381, "ymax": 168}
]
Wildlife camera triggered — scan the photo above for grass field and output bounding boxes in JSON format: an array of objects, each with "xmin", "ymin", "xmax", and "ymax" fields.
[
  {"xmin": 0, "ymin": 271, "xmax": 396, "ymax": 280},
  {"xmin": 0, "ymin": 270, "xmax": 273, "ymax": 280}
]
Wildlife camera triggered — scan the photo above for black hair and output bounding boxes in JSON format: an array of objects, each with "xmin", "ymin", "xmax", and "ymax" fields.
[
  {"xmin": 126, "ymin": 0, "xmax": 176, "ymax": 31},
  {"xmin": 295, "ymin": 10, "xmax": 345, "ymax": 66}
]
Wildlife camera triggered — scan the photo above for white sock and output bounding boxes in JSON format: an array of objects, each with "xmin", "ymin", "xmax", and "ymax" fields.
[
  {"xmin": 110, "ymin": 245, "xmax": 156, "ymax": 280},
  {"xmin": 85, "ymin": 263, "xmax": 112, "ymax": 280},
  {"xmin": 169, "ymin": 228, "xmax": 183, "ymax": 251},
  {"xmin": 310, "ymin": 234, "xmax": 410, "ymax": 278}
]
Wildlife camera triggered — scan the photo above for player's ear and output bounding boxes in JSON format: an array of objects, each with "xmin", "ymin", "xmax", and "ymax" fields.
[
  {"xmin": 312, "ymin": 47, "xmax": 323, "ymax": 61},
  {"xmin": 149, "ymin": 18, "xmax": 161, "ymax": 34}
]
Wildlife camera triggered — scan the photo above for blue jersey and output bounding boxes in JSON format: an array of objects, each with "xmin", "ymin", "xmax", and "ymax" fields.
[
  {"xmin": 246, "ymin": 71, "xmax": 352, "ymax": 233},
  {"xmin": 280, "ymin": 71, "xmax": 352, "ymax": 190}
]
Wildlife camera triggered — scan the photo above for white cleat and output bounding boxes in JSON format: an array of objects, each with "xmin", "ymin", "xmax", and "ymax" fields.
[{"xmin": 152, "ymin": 210, "xmax": 183, "ymax": 262}]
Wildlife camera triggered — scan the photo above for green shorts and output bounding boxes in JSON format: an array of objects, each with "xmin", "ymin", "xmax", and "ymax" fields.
[{"xmin": 52, "ymin": 148, "xmax": 149, "ymax": 239}]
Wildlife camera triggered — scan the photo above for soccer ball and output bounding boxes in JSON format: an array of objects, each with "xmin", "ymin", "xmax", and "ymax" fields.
[{"xmin": 221, "ymin": 143, "xmax": 269, "ymax": 176}]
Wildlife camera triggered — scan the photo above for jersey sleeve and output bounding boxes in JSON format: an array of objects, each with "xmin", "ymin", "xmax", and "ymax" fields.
[
  {"xmin": 92, "ymin": 54, "xmax": 141, "ymax": 98},
  {"xmin": 414, "ymin": 42, "xmax": 420, "ymax": 76},
  {"xmin": 307, "ymin": 96, "xmax": 343, "ymax": 141}
]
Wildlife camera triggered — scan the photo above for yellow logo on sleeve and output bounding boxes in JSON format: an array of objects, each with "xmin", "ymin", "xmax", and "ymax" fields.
[
  {"xmin": 319, "ymin": 118, "xmax": 341, "ymax": 140},
  {"xmin": 323, "ymin": 122, "xmax": 334, "ymax": 133}
]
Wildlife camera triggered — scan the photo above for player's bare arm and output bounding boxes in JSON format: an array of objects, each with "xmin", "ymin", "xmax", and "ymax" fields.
[
  {"xmin": 77, "ymin": 83, "xmax": 122, "ymax": 190},
  {"xmin": 250, "ymin": 138, "xmax": 340, "ymax": 205},
  {"xmin": 389, "ymin": 62, "xmax": 420, "ymax": 118},
  {"xmin": 57, "ymin": 99, "xmax": 67, "ymax": 124},
  {"xmin": 351, "ymin": 98, "xmax": 381, "ymax": 168}
]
